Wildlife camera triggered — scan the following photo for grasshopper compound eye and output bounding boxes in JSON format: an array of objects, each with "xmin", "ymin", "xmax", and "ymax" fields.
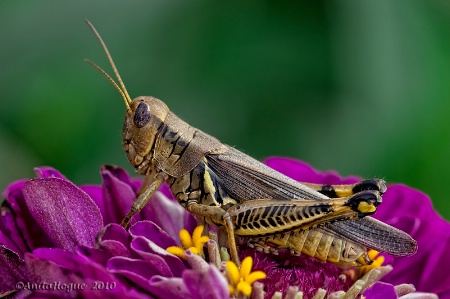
[{"xmin": 133, "ymin": 102, "xmax": 151, "ymax": 128}]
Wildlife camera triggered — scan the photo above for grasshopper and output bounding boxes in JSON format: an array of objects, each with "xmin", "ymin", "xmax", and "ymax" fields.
[{"xmin": 85, "ymin": 21, "xmax": 417, "ymax": 267}]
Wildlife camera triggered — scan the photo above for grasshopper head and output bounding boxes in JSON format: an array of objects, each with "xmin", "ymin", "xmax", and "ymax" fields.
[
  {"xmin": 85, "ymin": 21, "xmax": 171, "ymax": 174},
  {"xmin": 122, "ymin": 96, "xmax": 169, "ymax": 171}
]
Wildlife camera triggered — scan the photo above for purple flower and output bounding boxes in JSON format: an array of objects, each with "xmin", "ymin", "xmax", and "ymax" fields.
[
  {"xmin": 0, "ymin": 158, "xmax": 448, "ymax": 299},
  {"xmin": 265, "ymin": 157, "xmax": 450, "ymax": 298},
  {"xmin": 0, "ymin": 166, "xmax": 226, "ymax": 298}
]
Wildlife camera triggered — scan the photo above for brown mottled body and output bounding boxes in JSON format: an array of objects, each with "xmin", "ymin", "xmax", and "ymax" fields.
[{"xmin": 85, "ymin": 21, "xmax": 417, "ymax": 267}]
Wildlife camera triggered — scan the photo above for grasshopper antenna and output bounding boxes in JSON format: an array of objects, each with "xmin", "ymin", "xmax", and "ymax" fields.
[
  {"xmin": 84, "ymin": 59, "xmax": 131, "ymax": 111},
  {"xmin": 85, "ymin": 19, "xmax": 132, "ymax": 112}
]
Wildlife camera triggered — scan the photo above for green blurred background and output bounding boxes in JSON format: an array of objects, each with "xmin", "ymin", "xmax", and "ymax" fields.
[{"xmin": 2, "ymin": 1, "xmax": 450, "ymax": 219}]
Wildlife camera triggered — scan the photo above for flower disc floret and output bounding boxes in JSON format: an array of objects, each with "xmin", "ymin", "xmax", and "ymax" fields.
[
  {"xmin": 226, "ymin": 256, "xmax": 266, "ymax": 296},
  {"xmin": 166, "ymin": 225, "xmax": 209, "ymax": 258},
  {"xmin": 359, "ymin": 250, "xmax": 386, "ymax": 276}
]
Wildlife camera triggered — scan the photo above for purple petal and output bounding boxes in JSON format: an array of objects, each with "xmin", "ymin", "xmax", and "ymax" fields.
[
  {"xmin": 106, "ymin": 258, "xmax": 154, "ymax": 293},
  {"xmin": 76, "ymin": 245, "xmax": 113, "ymax": 267},
  {"xmin": 99, "ymin": 240, "xmax": 131, "ymax": 258},
  {"xmin": 26, "ymin": 248, "xmax": 138, "ymax": 298},
  {"xmin": 100, "ymin": 166, "xmax": 195, "ymax": 230},
  {"xmin": 109, "ymin": 254, "xmax": 173, "ymax": 278},
  {"xmin": 30, "ymin": 248, "xmax": 87, "ymax": 274},
  {"xmin": 81, "ymin": 185, "xmax": 105, "ymax": 219},
  {"xmin": 79, "ymin": 225, "xmax": 133, "ymax": 265},
  {"xmin": 363, "ymin": 282, "xmax": 398, "ymax": 299},
  {"xmin": 24, "ymin": 252, "xmax": 75, "ymax": 298},
  {"xmin": 34, "ymin": 167, "xmax": 67, "ymax": 179},
  {"xmin": 129, "ymin": 221, "xmax": 177, "ymax": 249},
  {"xmin": 158, "ymin": 183, "xmax": 174, "ymax": 200},
  {"xmin": 107, "ymin": 256, "xmax": 173, "ymax": 294},
  {"xmin": 264, "ymin": 157, "xmax": 360, "ymax": 184},
  {"xmin": 386, "ymin": 214, "xmax": 450, "ymax": 294},
  {"xmin": 2, "ymin": 180, "xmax": 53, "ymax": 253},
  {"xmin": 374, "ymin": 185, "xmax": 450, "ymax": 295},
  {"xmin": 0, "ymin": 246, "xmax": 28, "ymax": 293},
  {"xmin": 102, "ymin": 165, "xmax": 141, "ymax": 194},
  {"xmin": 98, "ymin": 223, "xmax": 131, "ymax": 244},
  {"xmin": 0, "ymin": 202, "xmax": 29, "ymax": 256},
  {"xmin": 101, "ymin": 165, "xmax": 138, "ymax": 225},
  {"xmin": 440, "ymin": 290, "xmax": 450, "ymax": 299},
  {"xmin": 374, "ymin": 185, "xmax": 434, "ymax": 225},
  {"xmin": 185, "ymin": 250, "xmax": 209, "ymax": 271},
  {"xmin": 140, "ymin": 192, "xmax": 196, "ymax": 243},
  {"xmin": 29, "ymin": 248, "xmax": 127, "ymax": 286},
  {"xmin": 182, "ymin": 266, "xmax": 229, "ymax": 299},
  {"xmin": 95, "ymin": 224, "xmax": 133, "ymax": 259},
  {"xmin": 130, "ymin": 236, "xmax": 185, "ymax": 277},
  {"xmin": 23, "ymin": 177, "xmax": 103, "ymax": 252},
  {"xmin": 148, "ymin": 276, "xmax": 192, "ymax": 299},
  {"xmin": 25, "ymin": 250, "xmax": 84, "ymax": 298},
  {"xmin": 11, "ymin": 290, "xmax": 32, "ymax": 298}
]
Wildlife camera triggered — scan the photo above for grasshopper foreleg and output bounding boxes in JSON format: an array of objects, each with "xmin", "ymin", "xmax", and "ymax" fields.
[{"xmin": 121, "ymin": 172, "xmax": 168, "ymax": 228}]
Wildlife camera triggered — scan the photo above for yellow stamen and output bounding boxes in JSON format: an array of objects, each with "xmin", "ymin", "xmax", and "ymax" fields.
[
  {"xmin": 237, "ymin": 281, "xmax": 252, "ymax": 296},
  {"xmin": 192, "ymin": 225, "xmax": 204, "ymax": 244},
  {"xmin": 246, "ymin": 271, "xmax": 266, "ymax": 284},
  {"xmin": 229, "ymin": 285, "xmax": 235, "ymax": 295},
  {"xmin": 372, "ymin": 255, "xmax": 385, "ymax": 267},
  {"xmin": 226, "ymin": 261, "xmax": 241, "ymax": 286},
  {"xmin": 226, "ymin": 256, "xmax": 266, "ymax": 297},
  {"xmin": 240, "ymin": 256, "xmax": 253, "ymax": 280},
  {"xmin": 166, "ymin": 225, "xmax": 209, "ymax": 259},
  {"xmin": 166, "ymin": 246, "xmax": 186, "ymax": 258},
  {"xmin": 368, "ymin": 249, "xmax": 379, "ymax": 260},
  {"xmin": 359, "ymin": 250, "xmax": 385, "ymax": 276},
  {"xmin": 180, "ymin": 229, "xmax": 194, "ymax": 249}
]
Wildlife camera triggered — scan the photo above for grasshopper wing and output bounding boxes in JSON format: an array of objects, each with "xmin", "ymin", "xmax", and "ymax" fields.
[
  {"xmin": 207, "ymin": 146, "xmax": 328, "ymax": 202},
  {"xmin": 207, "ymin": 145, "xmax": 417, "ymax": 256},
  {"xmin": 324, "ymin": 218, "xmax": 417, "ymax": 256}
]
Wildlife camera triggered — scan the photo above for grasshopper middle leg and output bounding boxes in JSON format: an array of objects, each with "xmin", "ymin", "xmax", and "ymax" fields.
[{"xmin": 185, "ymin": 202, "xmax": 241, "ymax": 266}]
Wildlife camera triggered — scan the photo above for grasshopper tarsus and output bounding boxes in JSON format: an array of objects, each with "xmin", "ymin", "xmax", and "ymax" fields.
[
  {"xmin": 120, "ymin": 215, "xmax": 132, "ymax": 229},
  {"xmin": 301, "ymin": 179, "xmax": 387, "ymax": 199},
  {"xmin": 352, "ymin": 179, "xmax": 387, "ymax": 195},
  {"xmin": 344, "ymin": 190, "xmax": 381, "ymax": 216}
]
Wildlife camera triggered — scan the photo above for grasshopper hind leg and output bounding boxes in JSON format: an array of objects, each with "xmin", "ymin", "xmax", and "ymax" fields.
[{"xmin": 302, "ymin": 179, "xmax": 387, "ymax": 198}]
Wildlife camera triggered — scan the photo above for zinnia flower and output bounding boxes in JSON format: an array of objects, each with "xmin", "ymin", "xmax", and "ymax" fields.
[
  {"xmin": 264, "ymin": 157, "xmax": 450, "ymax": 298},
  {"xmin": 0, "ymin": 158, "xmax": 448, "ymax": 298}
]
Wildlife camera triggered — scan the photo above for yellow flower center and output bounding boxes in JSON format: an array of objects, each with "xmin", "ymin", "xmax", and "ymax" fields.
[
  {"xmin": 166, "ymin": 225, "xmax": 209, "ymax": 259},
  {"xmin": 226, "ymin": 256, "xmax": 266, "ymax": 296},
  {"xmin": 359, "ymin": 250, "xmax": 385, "ymax": 276}
]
